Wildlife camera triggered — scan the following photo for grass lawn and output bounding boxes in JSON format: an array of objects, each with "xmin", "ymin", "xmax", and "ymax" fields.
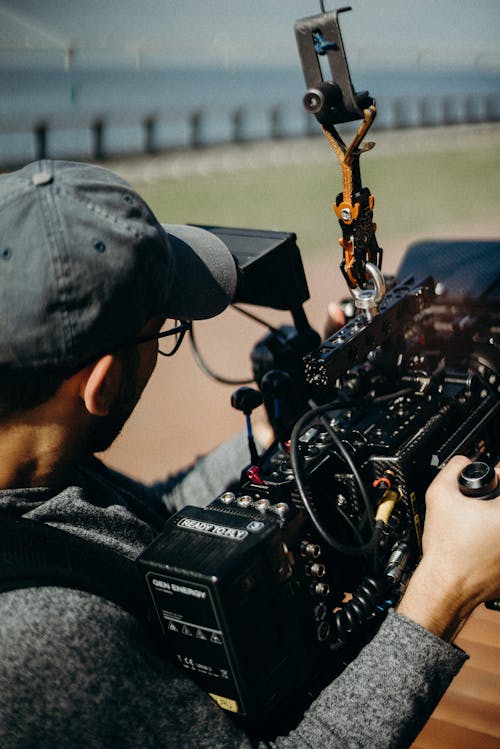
[{"xmin": 131, "ymin": 131, "xmax": 500, "ymax": 260}]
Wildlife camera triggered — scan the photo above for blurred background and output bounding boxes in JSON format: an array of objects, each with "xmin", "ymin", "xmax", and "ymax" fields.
[
  {"xmin": 1, "ymin": 0, "xmax": 498, "ymax": 474},
  {"xmin": 1, "ymin": 4, "xmax": 499, "ymax": 746},
  {"xmin": 1, "ymin": 0, "xmax": 500, "ymax": 163}
]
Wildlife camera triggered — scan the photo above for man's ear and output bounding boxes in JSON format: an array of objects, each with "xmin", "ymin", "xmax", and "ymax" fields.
[{"xmin": 80, "ymin": 355, "xmax": 121, "ymax": 416}]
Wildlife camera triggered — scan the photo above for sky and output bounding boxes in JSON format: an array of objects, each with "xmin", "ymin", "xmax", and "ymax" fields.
[{"xmin": 0, "ymin": 0, "xmax": 499, "ymax": 71}]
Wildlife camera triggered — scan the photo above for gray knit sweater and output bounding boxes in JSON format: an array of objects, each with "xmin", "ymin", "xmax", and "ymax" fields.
[{"xmin": 0, "ymin": 433, "xmax": 466, "ymax": 748}]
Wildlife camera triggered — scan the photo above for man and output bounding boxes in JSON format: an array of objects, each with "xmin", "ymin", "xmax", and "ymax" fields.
[{"xmin": 0, "ymin": 159, "xmax": 498, "ymax": 748}]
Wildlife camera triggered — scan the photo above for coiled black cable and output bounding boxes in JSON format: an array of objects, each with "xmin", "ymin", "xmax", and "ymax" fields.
[{"xmin": 331, "ymin": 575, "xmax": 388, "ymax": 644}]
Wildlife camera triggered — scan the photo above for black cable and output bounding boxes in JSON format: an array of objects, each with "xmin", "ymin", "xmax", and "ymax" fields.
[
  {"xmin": 336, "ymin": 505, "xmax": 365, "ymax": 546},
  {"xmin": 331, "ymin": 575, "xmax": 388, "ymax": 644},
  {"xmin": 289, "ymin": 402, "xmax": 378, "ymax": 556},
  {"xmin": 188, "ymin": 323, "xmax": 254, "ymax": 386},
  {"xmin": 314, "ymin": 409, "xmax": 375, "ymax": 533},
  {"xmin": 231, "ymin": 304, "xmax": 287, "ymax": 338},
  {"xmin": 372, "ymin": 387, "xmax": 413, "ymax": 403},
  {"xmin": 188, "ymin": 305, "xmax": 288, "ymax": 386}
]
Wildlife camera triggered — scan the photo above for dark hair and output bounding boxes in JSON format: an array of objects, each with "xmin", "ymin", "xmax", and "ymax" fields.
[
  {"xmin": 0, "ymin": 367, "xmax": 71, "ymax": 418},
  {"xmin": 0, "ymin": 344, "xmax": 141, "ymax": 420}
]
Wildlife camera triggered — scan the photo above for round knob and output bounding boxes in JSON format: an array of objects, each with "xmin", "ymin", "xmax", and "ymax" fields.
[
  {"xmin": 458, "ymin": 461, "xmax": 500, "ymax": 500},
  {"xmin": 230, "ymin": 387, "xmax": 263, "ymax": 415}
]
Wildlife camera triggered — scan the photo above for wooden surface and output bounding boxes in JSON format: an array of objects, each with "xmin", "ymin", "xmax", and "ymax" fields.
[{"xmin": 412, "ymin": 606, "xmax": 500, "ymax": 748}]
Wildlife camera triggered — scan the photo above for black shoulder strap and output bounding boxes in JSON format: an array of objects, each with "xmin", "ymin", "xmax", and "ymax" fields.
[{"xmin": 0, "ymin": 515, "xmax": 151, "ymax": 625}]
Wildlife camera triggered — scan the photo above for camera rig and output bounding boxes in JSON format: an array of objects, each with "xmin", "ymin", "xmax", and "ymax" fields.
[{"xmin": 139, "ymin": 5, "xmax": 500, "ymax": 725}]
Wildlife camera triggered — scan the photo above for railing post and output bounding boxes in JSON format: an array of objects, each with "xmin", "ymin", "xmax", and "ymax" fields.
[
  {"xmin": 392, "ymin": 98, "xmax": 407, "ymax": 129},
  {"xmin": 485, "ymin": 93, "xmax": 498, "ymax": 123},
  {"xmin": 92, "ymin": 119, "xmax": 105, "ymax": 161},
  {"xmin": 442, "ymin": 96, "xmax": 455, "ymax": 126},
  {"xmin": 269, "ymin": 104, "xmax": 283, "ymax": 139},
  {"xmin": 144, "ymin": 115, "xmax": 157, "ymax": 154},
  {"xmin": 417, "ymin": 97, "xmax": 434, "ymax": 127},
  {"xmin": 34, "ymin": 122, "xmax": 48, "ymax": 160},
  {"xmin": 189, "ymin": 109, "xmax": 203, "ymax": 148},
  {"xmin": 231, "ymin": 107, "xmax": 245, "ymax": 143},
  {"xmin": 464, "ymin": 94, "xmax": 475, "ymax": 123}
]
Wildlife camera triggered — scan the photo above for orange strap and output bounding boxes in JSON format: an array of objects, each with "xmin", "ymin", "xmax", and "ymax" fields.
[{"xmin": 321, "ymin": 106, "xmax": 378, "ymax": 289}]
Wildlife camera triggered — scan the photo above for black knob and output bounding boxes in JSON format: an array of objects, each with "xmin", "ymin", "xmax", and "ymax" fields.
[
  {"xmin": 231, "ymin": 387, "xmax": 263, "ymax": 415},
  {"xmin": 458, "ymin": 461, "xmax": 500, "ymax": 500},
  {"xmin": 303, "ymin": 82, "xmax": 342, "ymax": 114}
]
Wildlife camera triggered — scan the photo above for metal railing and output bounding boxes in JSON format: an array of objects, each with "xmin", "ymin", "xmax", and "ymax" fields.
[{"xmin": 0, "ymin": 90, "xmax": 498, "ymax": 168}]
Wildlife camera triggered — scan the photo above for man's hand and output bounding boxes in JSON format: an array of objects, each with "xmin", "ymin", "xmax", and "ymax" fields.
[
  {"xmin": 324, "ymin": 301, "xmax": 346, "ymax": 338},
  {"xmin": 397, "ymin": 455, "xmax": 500, "ymax": 641}
]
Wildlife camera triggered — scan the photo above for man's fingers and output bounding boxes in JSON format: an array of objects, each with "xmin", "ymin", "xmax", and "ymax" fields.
[
  {"xmin": 428, "ymin": 455, "xmax": 500, "ymax": 501},
  {"xmin": 324, "ymin": 302, "xmax": 346, "ymax": 338},
  {"xmin": 426, "ymin": 455, "xmax": 470, "ymax": 499}
]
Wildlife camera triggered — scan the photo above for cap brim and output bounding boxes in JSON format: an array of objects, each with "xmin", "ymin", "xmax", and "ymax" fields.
[{"xmin": 161, "ymin": 224, "xmax": 237, "ymax": 320}]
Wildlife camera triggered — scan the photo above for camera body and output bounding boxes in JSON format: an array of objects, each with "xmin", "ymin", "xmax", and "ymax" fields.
[
  {"xmin": 138, "ymin": 4, "xmax": 500, "ymax": 726},
  {"xmin": 139, "ymin": 237, "xmax": 500, "ymax": 721}
]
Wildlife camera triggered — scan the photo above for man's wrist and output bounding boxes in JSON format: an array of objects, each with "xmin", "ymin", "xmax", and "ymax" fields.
[{"xmin": 397, "ymin": 558, "xmax": 476, "ymax": 642}]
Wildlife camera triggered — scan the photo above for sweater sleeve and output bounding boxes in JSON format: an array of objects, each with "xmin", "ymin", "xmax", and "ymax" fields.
[{"xmin": 270, "ymin": 610, "xmax": 468, "ymax": 749}]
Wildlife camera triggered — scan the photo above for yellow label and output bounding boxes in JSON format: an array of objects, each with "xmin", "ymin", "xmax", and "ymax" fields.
[{"xmin": 209, "ymin": 694, "xmax": 240, "ymax": 713}]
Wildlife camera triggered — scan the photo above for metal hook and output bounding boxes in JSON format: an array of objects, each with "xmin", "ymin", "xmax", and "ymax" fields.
[{"xmin": 351, "ymin": 262, "xmax": 386, "ymax": 319}]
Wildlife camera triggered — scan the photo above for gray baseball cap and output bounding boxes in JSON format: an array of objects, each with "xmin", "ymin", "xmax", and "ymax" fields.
[{"xmin": 0, "ymin": 160, "xmax": 237, "ymax": 371}]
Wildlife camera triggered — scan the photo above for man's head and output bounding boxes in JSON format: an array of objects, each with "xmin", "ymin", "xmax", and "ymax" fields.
[
  {"xmin": 0, "ymin": 161, "xmax": 236, "ymax": 412},
  {"xmin": 0, "ymin": 160, "xmax": 238, "ymax": 480},
  {"xmin": 0, "ymin": 160, "xmax": 237, "ymax": 376}
]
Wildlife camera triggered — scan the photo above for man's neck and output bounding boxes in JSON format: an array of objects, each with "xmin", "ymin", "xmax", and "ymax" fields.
[{"xmin": 0, "ymin": 396, "xmax": 90, "ymax": 489}]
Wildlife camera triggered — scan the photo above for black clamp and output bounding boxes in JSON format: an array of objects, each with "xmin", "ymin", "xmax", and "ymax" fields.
[{"xmin": 295, "ymin": 6, "xmax": 373, "ymax": 129}]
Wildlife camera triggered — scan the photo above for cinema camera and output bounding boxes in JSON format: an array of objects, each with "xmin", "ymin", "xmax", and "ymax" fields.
[{"xmin": 139, "ymin": 5, "xmax": 500, "ymax": 722}]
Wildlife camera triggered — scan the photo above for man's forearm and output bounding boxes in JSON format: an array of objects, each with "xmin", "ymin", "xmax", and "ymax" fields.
[{"xmin": 396, "ymin": 558, "xmax": 474, "ymax": 643}]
